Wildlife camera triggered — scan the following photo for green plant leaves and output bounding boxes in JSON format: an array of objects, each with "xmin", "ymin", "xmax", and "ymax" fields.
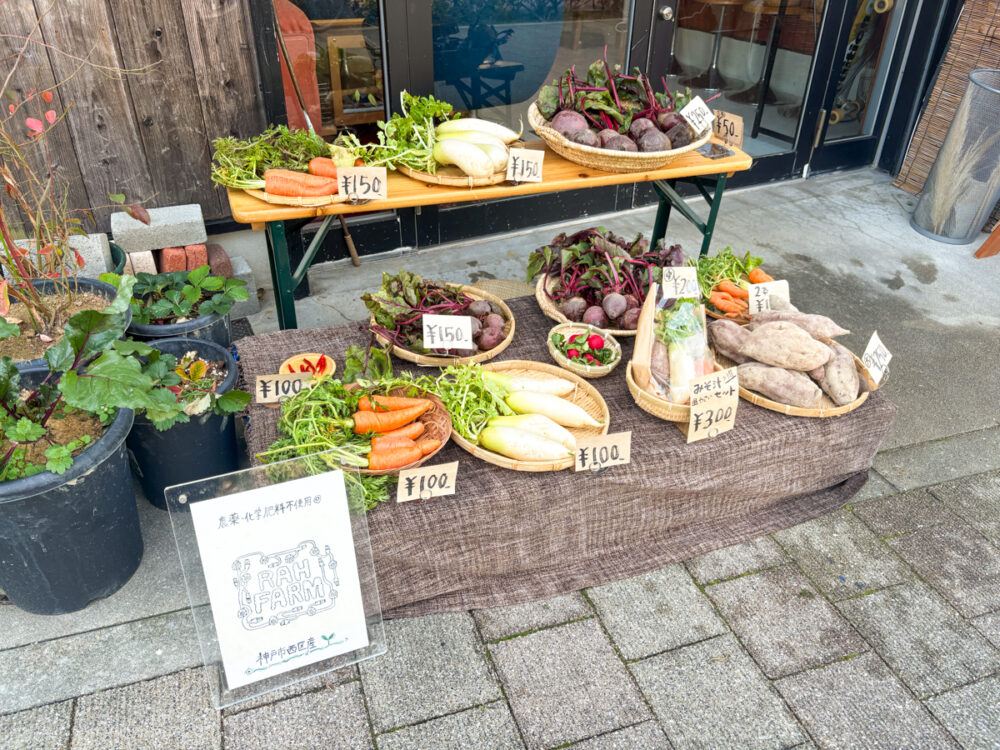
[
  {"xmin": 0, "ymin": 318, "xmax": 19, "ymax": 340},
  {"xmin": 43, "ymin": 444, "xmax": 73, "ymax": 474},
  {"xmin": 5, "ymin": 417, "xmax": 45, "ymax": 443},
  {"xmin": 187, "ymin": 264, "xmax": 210, "ymax": 287},
  {"xmin": 215, "ymin": 389, "xmax": 251, "ymax": 414}
]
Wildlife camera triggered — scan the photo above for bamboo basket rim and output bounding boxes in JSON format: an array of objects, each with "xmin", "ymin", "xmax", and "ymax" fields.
[
  {"xmin": 244, "ymin": 188, "xmax": 349, "ymax": 207},
  {"xmin": 350, "ymin": 386, "xmax": 452, "ymax": 475},
  {"xmin": 398, "ymin": 164, "xmax": 508, "ymax": 188},
  {"xmin": 546, "ymin": 323, "xmax": 621, "ymax": 378},
  {"xmin": 625, "ymin": 360, "xmax": 695, "ymax": 422},
  {"xmin": 528, "ymin": 103, "xmax": 713, "ymax": 173},
  {"xmin": 450, "ymin": 360, "xmax": 610, "ymax": 471},
  {"xmin": 535, "ymin": 274, "xmax": 637, "ymax": 337},
  {"xmin": 372, "ymin": 284, "xmax": 515, "ymax": 367}
]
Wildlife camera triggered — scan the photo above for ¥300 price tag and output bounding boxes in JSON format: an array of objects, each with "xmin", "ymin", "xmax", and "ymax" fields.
[
  {"xmin": 338, "ymin": 167, "xmax": 388, "ymax": 201},
  {"xmin": 422, "ymin": 314, "xmax": 474, "ymax": 349},
  {"xmin": 861, "ymin": 331, "xmax": 891, "ymax": 384},
  {"xmin": 681, "ymin": 96, "xmax": 715, "ymax": 135},
  {"xmin": 687, "ymin": 368, "xmax": 739, "ymax": 443},
  {"xmin": 255, "ymin": 372, "xmax": 313, "ymax": 405},
  {"xmin": 506, "ymin": 148, "xmax": 544, "ymax": 183},
  {"xmin": 574, "ymin": 431, "xmax": 632, "ymax": 472},
  {"xmin": 662, "ymin": 266, "xmax": 700, "ymax": 299},
  {"xmin": 713, "ymin": 110, "xmax": 744, "ymax": 148},
  {"xmin": 397, "ymin": 461, "xmax": 459, "ymax": 503},
  {"xmin": 749, "ymin": 280, "xmax": 790, "ymax": 315}
]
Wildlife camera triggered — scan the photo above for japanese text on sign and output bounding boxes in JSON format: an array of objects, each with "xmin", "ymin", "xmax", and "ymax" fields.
[
  {"xmin": 748, "ymin": 280, "xmax": 790, "ymax": 315},
  {"xmin": 687, "ymin": 368, "xmax": 739, "ymax": 443},
  {"xmin": 861, "ymin": 331, "xmax": 891, "ymax": 384},
  {"xmin": 574, "ymin": 432, "xmax": 632, "ymax": 472},
  {"xmin": 217, "ymin": 493, "xmax": 321, "ymax": 529},
  {"xmin": 680, "ymin": 96, "xmax": 715, "ymax": 135},
  {"xmin": 661, "ymin": 266, "xmax": 700, "ymax": 299},
  {"xmin": 338, "ymin": 167, "xmax": 388, "ymax": 201},
  {"xmin": 712, "ymin": 110, "xmax": 744, "ymax": 148},
  {"xmin": 506, "ymin": 148, "xmax": 544, "ymax": 183},
  {"xmin": 255, "ymin": 373, "xmax": 313, "ymax": 404},
  {"xmin": 422, "ymin": 314, "xmax": 474, "ymax": 349},
  {"xmin": 397, "ymin": 461, "xmax": 459, "ymax": 503}
]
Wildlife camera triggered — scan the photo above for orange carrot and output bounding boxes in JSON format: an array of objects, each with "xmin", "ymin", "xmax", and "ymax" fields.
[
  {"xmin": 350, "ymin": 403, "xmax": 431, "ymax": 434},
  {"xmin": 358, "ymin": 394, "xmax": 432, "ymax": 412},
  {"xmin": 716, "ymin": 280, "xmax": 748, "ymax": 299},
  {"xmin": 307, "ymin": 157, "xmax": 339, "ymax": 179},
  {"xmin": 417, "ymin": 438, "xmax": 441, "ymax": 456},
  {"xmin": 748, "ymin": 268, "xmax": 774, "ymax": 284},
  {"xmin": 371, "ymin": 434, "xmax": 417, "ymax": 452},
  {"xmin": 709, "ymin": 291, "xmax": 746, "ymax": 314},
  {"xmin": 375, "ymin": 421, "xmax": 425, "ymax": 440},
  {"xmin": 366, "ymin": 445, "xmax": 422, "ymax": 471},
  {"xmin": 263, "ymin": 169, "xmax": 337, "ymax": 197}
]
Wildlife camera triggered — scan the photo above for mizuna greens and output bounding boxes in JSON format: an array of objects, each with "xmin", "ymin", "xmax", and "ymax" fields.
[{"xmin": 210, "ymin": 125, "xmax": 330, "ymax": 190}]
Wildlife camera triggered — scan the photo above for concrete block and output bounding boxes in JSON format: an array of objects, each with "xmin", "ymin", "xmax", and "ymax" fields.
[
  {"xmin": 128, "ymin": 250, "xmax": 157, "ymax": 275},
  {"xmin": 122, "ymin": 254, "xmax": 135, "ymax": 275},
  {"xmin": 473, "ymin": 592, "xmax": 592, "ymax": 641},
  {"xmin": 185, "ymin": 243, "xmax": 208, "ymax": 271},
  {"xmin": 111, "ymin": 203, "xmax": 206, "ymax": 254},
  {"xmin": 0, "ymin": 700, "xmax": 72, "ymax": 749},
  {"xmin": 686, "ymin": 536, "xmax": 787, "ymax": 584},
  {"xmin": 207, "ymin": 242, "xmax": 234, "ymax": 278},
  {"xmin": 377, "ymin": 701, "xmax": 521, "ymax": 750},
  {"xmin": 926, "ymin": 676, "xmax": 1000, "ymax": 749},
  {"xmin": 68, "ymin": 232, "xmax": 112, "ymax": 277},
  {"xmin": 160, "ymin": 247, "xmax": 186, "ymax": 273},
  {"xmin": 229, "ymin": 255, "xmax": 260, "ymax": 319}
]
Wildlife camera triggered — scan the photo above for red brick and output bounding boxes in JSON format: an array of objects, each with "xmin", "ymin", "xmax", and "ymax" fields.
[
  {"xmin": 184, "ymin": 243, "xmax": 208, "ymax": 272},
  {"xmin": 206, "ymin": 243, "xmax": 233, "ymax": 278},
  {"xmin": 160, "ymin": 246, "xmax": 186, "ymax": 272}
]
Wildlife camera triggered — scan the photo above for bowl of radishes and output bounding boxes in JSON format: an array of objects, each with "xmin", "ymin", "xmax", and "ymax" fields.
[{"xmin": 547, "ymin": 323, "xmax": 621, "ymax": 379}]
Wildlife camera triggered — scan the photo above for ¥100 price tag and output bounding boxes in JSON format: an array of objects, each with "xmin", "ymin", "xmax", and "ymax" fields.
[
  {"xmin": 574, "ymin": 431, "xmax": 632, "ymax": 473},
  {"xmin": 422, "ymin": 314, "xmax": 474, "ymax": 349},
  {"xmin": 748, "ymin": 280, "xmax": 790, "ymax": 314},
  {"xmin": 662, "ymin": 266, "xmax": 700, "ymax": 299},
  {"xmin": 861, "ymin": 331, "xmax": 891, "ymax": 384},
  {"xmin": 506, "ymin": 148, "xmax": 544, "ymax": 183},
  {"xmin": 397, "ymin": 461, "xmax": 459, "ymax": 503},
  {"xmin": 713, "ymin": 110, "xmax": 744, "ymax": 148},
  {"xmin": 687, "ymin": 368, "xmax": 739, "ymax": 443},
  {"xmin": 680, "ymin": 96, "xmax": 715, "ymax": 135},
  {"xmin": 255, "ymin": 372, "xmax": 313, "ymax": 405},
  {"xmin": 338, "ymin": 167, "xmax": 388, "ymax": 201}
]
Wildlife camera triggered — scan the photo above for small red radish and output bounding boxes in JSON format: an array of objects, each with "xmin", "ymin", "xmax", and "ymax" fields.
[
  {"xmin": 567, "ymin": 348, "xmax": 580, "ymax": 359},
  {"xmin": 587, "ymin": 334, "xmax": 604, "ymax": 350}
]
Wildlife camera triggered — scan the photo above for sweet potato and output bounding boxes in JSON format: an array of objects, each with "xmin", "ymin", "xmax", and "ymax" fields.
[
  {"xmin": 739, "ymin": 321, "xmax": 832, "ymax": 371},
  {"xmin": 747, "ymin": 310, "xmax": 848, "ymax": 338},
  {"xmin": 818, "ymin": 342, "xmax": 860, "ymax": 405},
  {"xmin": 738, "ymin": 362, "xmax": 823, "ymax": 408},
  {"xmin": 708, "ymin": 319, "xmax": 750, "ymax": 364}
]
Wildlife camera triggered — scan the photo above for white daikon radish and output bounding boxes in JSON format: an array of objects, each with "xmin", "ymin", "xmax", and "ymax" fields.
[
  {"xmin": 488, "ymin": 414, "xmax": 576, "ymax": 451},
  {"xmin": 476, "ymin": 142, "xmax": 509, "ymax": 172},
  {"xmin": 436, "ymin": 117, "xmax": 522, "ymax": 144},
  {"xmin": 482, "ymin": 371, "xmax": 576, "ymax": 397},
  {"xmin": 479, "ymin": 425, "xmax": 571, "ymax": 461},
  {"xmin": 433, "ymin": 139, "xmax": 495, "ymax": 178},
  {"xmin": 505, "ymin": 391, "xmax": 602, "ymax": 428}
]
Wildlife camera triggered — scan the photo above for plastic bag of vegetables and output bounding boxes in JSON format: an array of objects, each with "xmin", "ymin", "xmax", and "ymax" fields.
[{"xmin": 648, "ymin": 293, "xmax": 713, "ymax": 404}]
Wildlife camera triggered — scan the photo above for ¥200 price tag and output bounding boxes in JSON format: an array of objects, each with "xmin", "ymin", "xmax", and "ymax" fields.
[
  {"xmin": 574, "ymin": 431, "xmax": 632, "ymax": 473},
  {"xmin": 662, "ymin": 266, "xmax": 700, "ymax": 299},
  {"xmin": 681, "ymin": 96, "xmax": 715, "ymax": 135},
  {"xmin": 687, "ymin": 368, "xmax": 739, "ymax": 443},
  {"xmin": 397, "ymin": 461, "xmax": 459, "ymax": 503},
  {"xmin": 338, "ymin": 167, "xmax": 388, "ymax": 201},
  {"xmin": 255, "ymin": 372, "xmax": 313, "ymax": 405},
  {"xmin": 713, "ymin": 110, "xmax": 744, "ymax": 148},
  {"xmin": 422, "ymin": 314, "xmax": 474, "ymax": 349},
  {"xmin": 748, "ymin": 280, "xmax": 790, "ymax": 314},
  {"xmin": 861, "ymin": 331, "xmax": 891, "ymax": 384},
  {"xmin": 506, "ymin": 148, "xmax": 544, "ymax": 183}
]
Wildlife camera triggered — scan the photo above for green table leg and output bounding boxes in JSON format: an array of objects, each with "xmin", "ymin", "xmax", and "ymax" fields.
[
  {"xmin": 265, "ymin": 220, "xmax": 298, "ymax": 330},
  {"xmin": 700, "ymin": 173, "xmax": 727, "ymax": 257},
  {"xmin": 651, "ymin": 179, "xmax": 677, "ymax": 250},
  {"xmin": 650, "ymin": 173, "xmax": 730, "ymax": 257}
]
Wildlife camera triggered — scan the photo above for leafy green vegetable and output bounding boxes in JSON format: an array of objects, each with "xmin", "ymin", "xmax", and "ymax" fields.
[
  {"xmin": 210, "ymin": 125, "xmax": 330, "ymax": 189},
  {"xmin": 693, "ymin": 246, "xmax": 762, "ymax": 300},
  {"xmin": 654, "ymin": 299, "xmax": 703, "ymax": 345},
  {"xmin": 342, "ymin": 343, "xmax": 393, "ymax": 384},
  {"xmin": 5, "ymin": 417, "xmax": 45, "ymax": 443},
  {"xmin": 101, "ymin": 266, "xmax": 249, "ymax": 324}
]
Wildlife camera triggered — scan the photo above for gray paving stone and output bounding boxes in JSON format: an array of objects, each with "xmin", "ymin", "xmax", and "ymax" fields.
[
  {"xmin": 775, "ymin": 652, "xmax": 957, "ymax": 749},
  {"xmin": 685, "ymin": 537, "xmax": 787, "ymax": 584},
  {"xmin": 887, "ymin": 521, "xmax": 1000, "ymax": 618},
  {"xmin": 359, "ymin": 612, "xmax": 500, "ymax": 732},
  {"xmin": 0, "ymin": 609, "xmax": 200, "ymax": 715},
  {"xmin": 926, "ymin": 677, "xmax": 1000, "ymax": 750},
  {"xmin": 376, "ymin": 701, "xmax": 522, "ymax": 750},
  {"xmin": 489, "ymin": 619, "xmax": 650, "ymax": 749},
  {"xmin": 873, "ymin": 426, "xmax": 1000, "ymax": 490},
  {"xmin": 631, "ymin": 634, "xmax": 805, "ymax": 750},
  {"xmin": 223, "ymin": 682, "xmax": 370, "ymax": 750},
  {"xmin": 837, "ymin": 580, "xmax": 1000, "ymax": 698},
  {"xmin": 972, "ymin": 611, "xmax": 1000, "ymax": 650},
  {"xmin": 570, "ymin": 721, "xmax": 671, "ymax": 750},
  {"xmin": 706, "ymin": 566, "xmax": 866, "ymax": 678},
  {"xmin": 72, "ymin": 667, "xmax": 220, "ymax": 750},
  {"xmin": 0, "ymin": 700, "xmax": 72, "ymax": 750},
  {"xmin": 221, "ymin": 666, "xmax": 356, "ymax": 716},
  {"xmin": 850, "ymin": 469, "xmax": 898, "ymax": 504},
  {"xmin": 587, "ymin": 565, "xmax": 727, "ymax": 660},
  {"xmin": 931, "ymin": 470, "xmax": 1000, "ymax": 546},
  {"xmin": 773, "ymin": 510, "xmax": 911, "ymax": 600},
  {"xmin": 111, "ymin": 203, "xmax": 206, "ymax": 253},
  {"xmin": 70, "ymin": 232, "xmax": 113, "ymax": 276},
  {"xmin": 852, "ymin": 488, "xmax": 956, "ymax": 537},
  {"xmin": 473, "ymin": 592, "xmax": 592, "ymax": 641}
]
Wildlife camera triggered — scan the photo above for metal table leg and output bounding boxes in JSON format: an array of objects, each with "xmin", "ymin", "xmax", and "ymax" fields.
[
  {"xmin": 265, "ymin": 220, "xmax": 298, "ymax": 330},
  {"xmin": 699, "ymin": 173, "xmax": 727, "ymax": 256},
  {"xmin": 650, "ymin": 173, "xmax": 729, "ymax": 257}
]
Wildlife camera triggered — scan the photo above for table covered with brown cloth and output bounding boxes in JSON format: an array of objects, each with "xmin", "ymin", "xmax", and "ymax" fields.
[{"xmin": 236, "ymin": 296, "xmax": 895, "ymax": 618}]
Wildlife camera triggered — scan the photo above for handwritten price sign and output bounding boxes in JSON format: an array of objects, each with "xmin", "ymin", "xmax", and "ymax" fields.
[
  {"xmin": 749, "ymin": 280, "xmax": 791, "ymax": 315},
  {"xmin": 574, "ymin": 431, "xmax": 632, "ymax": 472},
  {"xmin": 713, "ymin": 110, "xmax": 744, "ymax": 148},
  {"xmin": 687, "ymin": 368, "xmax": 739, "ymax": 443},
  {"xmin": 397, "ymin": 461, "xmax": 458, "ymax": 502},
  {"xmin": 506, "ymin": 148, "xmax": 544, "ymax": 183},
  {"xmin": 681, "ymin": 96, "xmax": 715, "ymax": 135},
  {"xmin": 861, "ymin": 331, "xmax": 891, "ymax": 384},
  {"xmin": 422, "ymin": 314, "xmax": 474, "ymax": 349},
  {"xmin": 662, "ymin": 266, "xmax": 700, "ymax": 299},
  {"xmin": 338, "ymin": 167, "xmax": 388, "ymax": 201},
  {"xmin": 255, "ymin": 373, "xmax": 313, "ymax": 405}
]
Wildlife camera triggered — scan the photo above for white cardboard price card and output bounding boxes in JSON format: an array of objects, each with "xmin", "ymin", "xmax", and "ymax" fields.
[
  {"xmin": 188, "ymin": 470, "xmax": 369, "ymax": 690},
  {"xmin": 422, "ymin": 314, "xmax": 474, "ymax": 349},
  {"xmin": 574, "ymin": 431, "xmax": 632, "ymax": 472},
  {"xmin": 748, "ymin": 280, "xmax": 790, "ymax": 315},
  {"xmin": 713, "ymin": 110, "xmax": 744, "ymax": 148},
  {"xmin": 680, "ymin": 96, "xmax": 715, "ymax": 135},
  {"xmin": 255, "ymin": 373, "xmax": 313, "ymax": 404},
  {"xmin": 506, "ymin": 148, "xmax": 544, "ymax": 183},
  {"xmin": 397, "ymin": 461, "xmax": 459, "ymax": 503},
  {"xmin": 861, "ymin": 331, "xmax": 891, "ymax": 384},
  {"xmin": 338, "ymin": 167, "xmax": 388, "ymax": 201},
  {"xmin": 661, "ymin": 266, "xmax": 700, "ymax": 299},
  {"xmin": 687, "ymin": 368, "xmax": 739, "ymax": 443}
]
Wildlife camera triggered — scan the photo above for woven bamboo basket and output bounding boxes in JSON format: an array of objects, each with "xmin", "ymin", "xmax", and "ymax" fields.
[
  {"xmin": 528, "ymin": 103, "xmax": 713, "ymax": 173},
  {"xmin": 450, "ymin": 360, "xmax": 610, "ymax": 471},
  {"xmin": 358, "ymin": 388, "xmax": 452, "ymax": 475},
  {"xmin": 398, "ymin": 164, "xmax": 508, "ymax": 187},
  {"xmin": 244, "ymin": 188, "xmax": 349, "ymax": 207},
  {"xmin": 546, "ymin": 323, "xmax": 621, "ymax": 378},
  {"xmin": 535, "ymin": 274, "xmax": 636, "ymax": 337},
  {"xmin": 625, "ymin": 360, "xmax": 699, "ymax": 423},
  {"xmin": 372, "ymin": 284, "xmax": 515, "ymax": 367}
]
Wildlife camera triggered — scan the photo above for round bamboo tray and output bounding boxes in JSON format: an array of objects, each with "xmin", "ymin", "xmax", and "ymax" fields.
[
  {"xmin": 372, "ymin": 284, "xmax": 515, "ymax": 367},
  {"xmin": 358, "ymin": 388, "xmax": 452, "ymax": 476},
  {"xmin": 625, "ymin": 360, "xmax": 698, "ymax": 423},
  {"xmin": 535, "ymin": 274, "xmax": 636, "ymax": 337},
  {"xmin": 528, "ymin": 103, "xmax": 713, "ymax": 173},
  {"xmin": 451, "ymin": 360, "xmax": 609, "ymax": 471},
  {"xmin": 399, "ymin": 164, "xmax": 508, "ymax": 187},
  {"xmin": 546, "ymin": 323, "xmax": 621, "ymax": 378},
  {"xmin": 244, "ymin": 188, "xmax": 349, "ymax": 207}
]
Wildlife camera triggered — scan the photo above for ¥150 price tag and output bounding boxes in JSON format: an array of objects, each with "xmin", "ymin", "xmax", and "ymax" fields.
[
  {"xmin": 861, "ymin": 331, "xmax": 891, "ymax": 384},
  {"xmin": 506, "ymin": 147, "xmax": 544, "ymax": 183},
  {"xmin": 255, "ymin": 372, "xmax": 313, "ymax": 404},
  {"xmin": 422, "ymin": 314, "xmax": 474, "ymax": 349},
  {"xmin": 713, "ymin": 110, "xmax": 744, "ymax": 148},
  {"xmin": 338, "ymin": 167, "xmax": 388, "ymax": 201},
  {"xmin": 574, "ymin": 431, "xmax": 632, "ymax": 472},
  {"xmin": 397, "ymin": 461, "xmax": 459, "ymax": 503},
  {"xmin": 748, "ymin": 280, "xmax": 790, "ymax": 314},
  {"xmin": 662, "ymin": 266, "xmax": 700, "ymax": 299},
  {"xmin": 680, "ymin": 96, "xmax": 715, "ymax": 135},
  {"xmin": 687, "ymin": 368, "xmax": 739, "ymax": 443}
]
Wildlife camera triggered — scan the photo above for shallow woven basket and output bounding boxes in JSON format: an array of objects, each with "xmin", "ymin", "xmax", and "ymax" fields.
[
  {"xmin": 528, "ymin": 103, "xmax": 713, "ymax": 173},
  {"xmin": 625, "ymin": 360, "xmax": 695, "ymax": 423},
  {"xmin": 536, "ymin": 275, "xmax": 636, "ymax": 337},
  {"xmin": 546, "ymin": 323, "xmax": 621, "ymax": 379},
  {"xmin": 398, "ymin": 164, "xmax": 507, "ymax": 187},
  {"xmin": 372, "ymin": 284, "xmax": 515, "ymax": 367},
  {"xmin": 357, "ymin": 388, "xmax": 452, "ymax": 476},
  {"xmin": 450, "ymin": 360, "xmax": 610, "ymax": 471}
]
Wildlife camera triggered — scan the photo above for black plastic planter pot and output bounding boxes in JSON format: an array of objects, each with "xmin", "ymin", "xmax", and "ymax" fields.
[
  {"xmin": 127, "ymin": 312, "xmax": 232, "ymax": 348},
  {"xmin": 0, "ymin": 365, "xmax": 140, "ymax": 615},
  {"xmin": 127, "ymin": 338, "xmax": 240, "ymax": 509}
]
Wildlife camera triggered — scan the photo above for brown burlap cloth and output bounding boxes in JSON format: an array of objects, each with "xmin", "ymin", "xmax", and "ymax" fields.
[{"xmin": 235, "ymin": 296, "xmax": 896, "ymax": 618}]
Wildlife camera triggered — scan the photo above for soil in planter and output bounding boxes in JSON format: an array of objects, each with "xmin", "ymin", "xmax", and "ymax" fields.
[
  {"xmin": 1, "ymin": 400, "xmax": 107, "ymax": 480},
  {"xmin": 0, "ymin": 291, "xmax": 110, "ymax": 362},
  {"xmin": 172, "ymin": 355, "xmax": 227, "ymax": 413}
]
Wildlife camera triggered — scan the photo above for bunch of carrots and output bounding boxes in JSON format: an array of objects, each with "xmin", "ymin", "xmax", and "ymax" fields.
[
  {"xmin": 707, "ymin": 267, "xmax": 773, "ymax": 321},
  {"xmin": 263, "ymin": 157, "xmax": 343, "ymax": 197},
  {"xmin": 353, "ymin": 394, "xmax": 441, "ymax": 471}
]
